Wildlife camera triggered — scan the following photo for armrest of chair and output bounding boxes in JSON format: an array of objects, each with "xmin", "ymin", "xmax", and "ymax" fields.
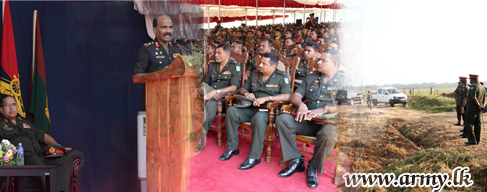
[
  {"xmin": 281, "ymin": 104, "xmax": 294, "ymax": 113},
  {"xmin": 66, "ymin": 149, "xmax": 85, "ymax": 176},
  {"xmin": 225, "ymin": 95, "xmax": 236, "ymax": 107}
]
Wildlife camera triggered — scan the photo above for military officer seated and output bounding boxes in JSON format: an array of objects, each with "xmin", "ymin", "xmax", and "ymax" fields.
[
  {"xmin": 246, "ymin": 38, "xmax": 287, "ymax": 79},
  {"xmin": 195, "ymin": 43, "xmax": 242, "ymax": 152},
  {"xmin": 219, "ymin": 52, "xmax": 291, "ymax": 170},
  {"xmin": 0, "ymin": 95, "xmax": 73, "ymax": 192},
  {"xmin": 275, "ymin": 49, "xmax": 352, "ymax": 189},
  {"xmin": 295, "ymin": 42, "xmax": 320, "ymax": 86}
]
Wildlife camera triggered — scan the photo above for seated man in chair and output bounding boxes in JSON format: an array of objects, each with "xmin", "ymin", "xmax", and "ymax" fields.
[
  {"xmin": 195, "ymin": 43, "xmax": 241, "ymax": 152},
  {"xmin": 219, "ymin": 52, "xmax": 291, "ymax": 170},
  {"xmin": 0, "ymin": 95, "xmax": 73, "ymax": 192},
  {"xmin": 275, "ymin": 49, "xmax": 352, "ymax": 189}
]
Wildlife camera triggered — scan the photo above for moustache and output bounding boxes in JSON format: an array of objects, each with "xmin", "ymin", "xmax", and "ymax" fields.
[{"xmin": 163, "ymin": 33, "xmax": 172, "ymax": 37}]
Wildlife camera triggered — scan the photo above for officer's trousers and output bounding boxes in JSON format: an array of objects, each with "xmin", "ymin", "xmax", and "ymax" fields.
[
  {"xmin": 26, "ymin": 154, "xmax": 73, "ymax": 192},
  {"xmin": 275, "ymin": 114, "xmax": 338, "ymax": 174},
  {"xmin": 465, "ymin": 110, "xmax": 482, "ymax": 143},
  {"xmin": 456, "ymin": 103, "xmax": 465, "ymax": 124},
  {"xmin": 203, "ymin": 99, "xmax": 218, "ymax": 133},
  {"xmin": 225, "ymin": 106, "xmax": 266, "ymax": 153}
]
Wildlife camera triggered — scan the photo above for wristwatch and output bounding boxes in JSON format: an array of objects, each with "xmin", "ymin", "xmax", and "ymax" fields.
[
  {"xmin": 216, "ymin": 90, "xmax": 221, "ymax": 94},
  {"xmin": 325, "ymin": 106, "xmax": 331, "ymax": 114},
  {"xmin": 269, "ymin": 96, "xmax": 273, "ymax": 101}
]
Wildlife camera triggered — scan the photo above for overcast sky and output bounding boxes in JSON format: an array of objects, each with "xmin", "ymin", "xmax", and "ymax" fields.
[{"xmin": 351, "ymin": 0, "xmax": 487, "ymax": 86}]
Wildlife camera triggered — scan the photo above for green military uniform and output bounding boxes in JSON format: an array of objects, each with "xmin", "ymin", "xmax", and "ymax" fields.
[
  {"xmin": 0, "ymin": 116, "xmax": 73, "ymax": 191},
  {"xmin": 295, "ymin": 58, "xmax": 309, "ymax": 81},
  {"xmin": 367, "ymin": 92, "xmax": 372, "ymax": 108},
  {"xmin": 133, "ymin": 40, "xmax": 182, "ymax": 110},
  {"xmin": 276, "ymin": 70, "xmax": 352, "ymax": 174},
  {"xmin": 225, "ymin": 69, "xmax": 292, "ymax": 159},
  {"xmin": 201, "ymin": 58, "xmax": 242, "ymax": 133},
  {"xmin": 454, "ymin": 85, "xmax": 462, "ymax": 124},
  {"xmin": 464, "ymin": 77, "xmax": 486, "ymax": 143},
  {"xmin": 457, "ymin": 84, "xmax": 469, "ymax": 126}
]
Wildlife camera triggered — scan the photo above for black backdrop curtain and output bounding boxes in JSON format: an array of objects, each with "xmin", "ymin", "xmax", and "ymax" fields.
[{"xmin": 2, "ymin": 1, "xmax": 148, "ymax": 191}]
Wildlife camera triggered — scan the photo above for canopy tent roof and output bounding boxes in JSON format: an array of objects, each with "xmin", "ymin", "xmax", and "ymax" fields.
[
  {"xmin": 172, "ymin": 0, "xmax": 345, "ymax": 9},
  {"xmin": 202, "ymin": 5, "xmax": 332, "ymax": 17}
]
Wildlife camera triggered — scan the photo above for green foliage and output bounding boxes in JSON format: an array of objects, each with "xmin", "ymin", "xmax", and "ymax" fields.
[
  {"xmin": 0, "ymin": 157, "xmax": 18, "ymax": 166},
  {"xmin": 396, "ymin": 126, "xmax": 411, "ymax": 139},
  {"xmin": 408, "ymin": 95, "xmax": 456, "ymax": 113},
  {"xmin": 184, "ymin": 44, "xmax": 204, "ymax": 80}
]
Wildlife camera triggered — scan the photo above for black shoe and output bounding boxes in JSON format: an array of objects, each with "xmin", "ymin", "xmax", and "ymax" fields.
[
  {"xmin": 194, "ymin": 131, "xmax": 206, "ymax": 153},
  {"xmin": 459, "ymin": 133, "xmax": 466, "ymax": 137},
  {"xmin": 306, "ymin": 162, "xmax": 319, "ymax": 189},
  {"xmin": 454, "ymin": 123, "xmax": 461, "ymax": 126},
  {"xmin": 278, "ymin": 156, "xmax": 305, "ymax": 178},
  {"xmin": 460, "ymin": 130, "xmax": 464, "ymax": 132},
  {"xmin": 219, "ymin": 149, "xmax": 239, "ymax": 161},
  {"xmin": 461, "ymin": 135, "xmax": 467, "ymax": 138},
  {"xmin": 238, "ymin": 158, "xmax": 261, "ymax": 170},
  {"xmin": 465, "ymin": 141, "xmax": 478, "ymax": 145}
]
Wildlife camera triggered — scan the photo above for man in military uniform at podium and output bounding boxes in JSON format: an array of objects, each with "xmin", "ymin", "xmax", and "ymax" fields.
[{"xmin": 133, "ymin": 15, "xmax": 182, "ymax": 110}]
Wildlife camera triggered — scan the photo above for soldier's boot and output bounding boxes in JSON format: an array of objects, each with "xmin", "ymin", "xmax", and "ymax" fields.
[{"xmin": 194, "ymin": 129, "xmax": 206, "ymax": 153}]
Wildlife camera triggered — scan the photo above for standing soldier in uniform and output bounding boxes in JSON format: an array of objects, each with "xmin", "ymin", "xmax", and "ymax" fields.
[
  {"xmin": 194, "ymin": 43, "xmax": 241, "ymax": 152},
  {"xmin": 462, "ymin": 74, "xmax": 486, "ymax": 145},
  {"xmin": 367, "ymin": 90, "xmax": 372, "ymax": 109},
  {"xmin": 275, "ymin": 49, "xmax": 352, "ymax": 189},
  {"xmin": 133, "ymin": 15, "xmax": 182, "ymax": 110},
  {"xmin": 442, "ymin": 77, "xmax": 468, "ymax": 128},
  {"xmin": 219, "ymin": 53, "xmax": 291, "ymax": 170}
]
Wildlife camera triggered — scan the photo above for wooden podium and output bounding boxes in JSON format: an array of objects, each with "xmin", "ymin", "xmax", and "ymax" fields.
[{"xmin": 133, "ymin": 56, "xmax": 202, "ymax": 191}]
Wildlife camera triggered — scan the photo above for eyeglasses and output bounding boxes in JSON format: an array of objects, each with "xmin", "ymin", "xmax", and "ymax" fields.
[{"xmin": 3, "ymin": 103, "xmax": 17, "ymax": 108}]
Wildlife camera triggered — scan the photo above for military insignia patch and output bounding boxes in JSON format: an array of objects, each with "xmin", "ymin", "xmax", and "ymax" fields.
[
  {"xmin": 284, "ymin": 78, "xmax": 289, "ymax": 84},
  {"xmin": 3, "ymin": 124, "xmax": 12, "ymax": 131},
  {"xmin": 266, "ymin": 84, "xmax": 279, "ymax": 88},
  {"xmin": 23, "ymin": 123, "xmax": 31, "ymax": 129},
  {"xmin": 223, "ymin": 71, "xmax": 232, "ymax": 75},
  {"xmin": 49, "ymin": 146, "xmax": 56, "ymax": 153},
  {"xmin": 236, "ymin": 66, "xmax": 241, "ymax": 72}
]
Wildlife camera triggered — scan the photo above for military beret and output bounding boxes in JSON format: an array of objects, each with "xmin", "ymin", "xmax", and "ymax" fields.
[
  {"xmin": 234, "ymin": 94, "xmax": 255, "ymax": 108},
  {"xmin": 43, "ymin": 145, "xmax": 66, "ymax": 158}
]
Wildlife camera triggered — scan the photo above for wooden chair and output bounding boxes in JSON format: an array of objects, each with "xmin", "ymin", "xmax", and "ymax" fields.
[
  {"xmin": 278, "ymin": 104, "xmax": 344, "ymax": 185},
  {"xmin": 224, "ymin": 96, "xmax": 281, "ymax": 163},
  {"xmin": 278, "ymin": 54, "xmax": 300, "ymax": 82},
  {"xmin": 272, "ymin": 39, "xmax": 282, "ymax": 52}
]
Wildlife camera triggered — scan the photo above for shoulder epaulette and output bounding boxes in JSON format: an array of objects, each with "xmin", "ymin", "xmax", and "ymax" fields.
[{"xmin": 276, "ymin": 70, "xmax": 287, "ymax": 76}]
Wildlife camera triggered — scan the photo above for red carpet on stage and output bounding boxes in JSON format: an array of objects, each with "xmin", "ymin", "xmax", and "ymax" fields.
[{"xmin": 188, "ymin": 130, "xmax": 339, "ymax": 192}]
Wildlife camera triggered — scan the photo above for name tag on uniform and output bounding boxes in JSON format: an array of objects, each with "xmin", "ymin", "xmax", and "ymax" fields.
[
  {"xmin": 23, "ymin": 123, "xmax": 31, "ymax": 129},
  {"xmin": 222, "ymin": 71, "xmax": 232, "ymax": 75},
  {"xmin": 3, "ymin": 124, "xmax": 13, "ymax": 131},
  {"xmin": 266, "ymin": 84, "xmax": 279, "ymax": 88},
  {"xmin": 156, "ymin": 56, "xmax": 165, "ymax": 59}
]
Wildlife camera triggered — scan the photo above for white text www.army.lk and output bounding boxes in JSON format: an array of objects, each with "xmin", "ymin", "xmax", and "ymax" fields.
[{"xmin": 342, "ymin": 167, "xmax": 474, "ymax": 192}]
